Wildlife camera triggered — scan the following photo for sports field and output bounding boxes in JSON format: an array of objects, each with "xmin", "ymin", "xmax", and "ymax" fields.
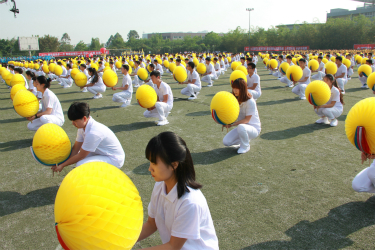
[{"xmin": 1, "ymin": 62, "xmax": 375, "ymax": 250}]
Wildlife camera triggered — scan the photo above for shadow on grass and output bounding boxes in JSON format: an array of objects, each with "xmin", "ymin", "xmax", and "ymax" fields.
[
  {"xmin": 257, "ymin": 98, "xmax": 300, "ymax": 106},
  {"xmin": 205, "ymin": 94, "xmax": 215, "ymax": 97},
  {"xmin": 338, "ymin": 114, "xmax": 347, "ymax": 122},
  {"xmin": 0, "ymin": 117, "xmax": 25, "ymax": 123},
  {"xmin": 186, "ymin": 111, "xmax": 211, "ymax": 116},
  {"xmin": 260, "ymin": 123, "xmax": 330, "ymax": 140},
  {"xmin": 109, "ymin": 121, "xmax": 155, "ymax": 133},
  {"xmin": 242, "ymin": 197, "xmax": 375, "ymax": 250},
  {"xmin": 133, "ymin": 163, "xmax": 151, "ymax": 175},
  {"xmin": 91, "ymin": 105, "xmax": 119, "ymax": 112},
  {"xmin": 60, "ymin": 98, "xmax": 92, "ymax": 103},
  {"xmin": 0, "ymin": 186, "xmax": 59, "ymax": 217},
  {"xmin": 0, "ymin": 106, "xmax": 14, "ymax": 111},
  {"xmin": 261, "ymin": 86, "xmax": 285, "ymax": 91},
  {"xmin": 345, "ymin": 88, "xmax": 366, "ymax": 93},
  {"xmin": 191, "ymin": 147, "xmax": 237, "ymax": 165},
  {"xmin": 55, "ymin": 91, "xmax": 81, "ymax": 95},
  {"xmin": 0, "ymin": 138, "xmax": 32, "ymax": 152}
]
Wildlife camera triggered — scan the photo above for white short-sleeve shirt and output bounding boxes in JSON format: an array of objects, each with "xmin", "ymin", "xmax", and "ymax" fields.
[
  {"xmin": 237, "ymin": 98, "xmax": 261, "ymax": 133},
  {"xmin": 300, "ymin": 67, "xmax": 311, "ymax": 85},
  {"xmin": 327, "ymin": 86, "xmax": 343, "ymax": 112},
  {"xmin": 41, "ymin": 88, "xmax": 64, "ymax": 123},
  {"xmin": 318, "ymin": 62, "xmax": 325, "ymax": 72},
  {"xmin": 156, "ymin": 64, "xmax": 164, "ymax": 74},
  {"xmin": 148, "ymin": 182, "xmax": 219, "ymax": 250},
  {"xmin": 246, "ymin": 73, "xmax": 261, "ymax": 94},
  {"xmin": 154, "ymin": 81, "xmax": 173, "ymax": 107},
  {"xmin": 205, "ymin": 63, "xmax": 214, "ymax": 75},
  {"xmin": 121, "ymin": 73, "xmax": 133, "ymax": 94},
  {"xmin": 76, "ymin": 117, "xmax": 125, "ymax": 168},
  {"xmin": 188, "ymin": 70, "xmax": 201, "ymax": 88},
  {"xmin": 335, "ymin": 64, "xmax": 347, "ymax": 80}
]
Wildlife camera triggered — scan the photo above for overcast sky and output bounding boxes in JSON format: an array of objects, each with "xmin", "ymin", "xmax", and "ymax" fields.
[{"xmin": 0, "ymin": 0, "xmax": 361, "ymax": 45}]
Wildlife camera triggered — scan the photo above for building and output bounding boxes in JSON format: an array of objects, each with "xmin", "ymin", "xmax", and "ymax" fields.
[
  {"xmin": 276, "ymin": 23, "xmax": 322, "ymax": 31},
  {"xmin": 142, "ymin": 32, "xmax": 211, "ymax": 40},
  {"xmin": 327, "ymin": 0, "xmax": 375, "ymax": 20}
]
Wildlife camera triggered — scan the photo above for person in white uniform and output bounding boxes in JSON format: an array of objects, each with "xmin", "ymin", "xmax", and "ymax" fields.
[
  {"xmin": 143, "ymin": 70, "xmax": 173, "ymax": 126},
  {"xmin": 26, "ymin": 76, "xmax": 64, "ymax": 131},
  {"xmin": 59, "ymin": 63, "xmax": 73, "ymax": 88},
  {"xmin": 112, "ymin": 64, "xmax": 132, "ymax": 107},
  {"xmin": 137, "ymin": 131, "xmax": 219, "ymax": 250},
  {"xmin": 130, "ymin": 61, "xmax": 143, "ymax": 88},
  {"xmin": 51, "ymin": 102, "xmax": 125, "ymax": 173},
  {"xmin": 85, "ymin": 68, "xmax": 106, "ymax": 99},
  {"xmin": 213, "ymin": 58, "xmax": 221, "ymax": 79},
  {"xmin": 246, "ymin": 63, "xmax": 261, "ymax": 100},
  {"xmin": 359, "ymin": 59, "xmax": 374, "ymax": 88},
  {"xmin": 223, "ymin": 78, "xmax": 261, "ymax": 154},
  {"xmin": 79, "ymin": 64, "xmax": 90, "ymax": 92},
  {"xmin": 180, "ymin": 62, "xmax": 201, "ymax": 100},
  {"xmin": 13, "ymin": 68, "xmax": 29, "ymax": 89},
  {"xmin": 314, "ymin": 74, "xmax": 344, "ymax": 127},
  {"xmin": 279, "ymin": 56, "xmax": 295, "ymax": 87},
  {"xmin": 346, "ymin": 54, "xmax": 354, "ymax": 80},
  {"xmin": 311, "ymin": 56, "xmax": 326, "ymax": 80},
  {"xmin": 201, "ymin": 57, "xmax": 215, "ymax": 87},
  {"xmin": 154, "ymin": 59, "xmax": 164, "ymax": 75},
  {"xmin": 292, "ymin": 58, "xmax": 311, "ymax": 100},
  {"xmin": 334, "ymin": 56, "xmax": 348, "ymax": 94}
]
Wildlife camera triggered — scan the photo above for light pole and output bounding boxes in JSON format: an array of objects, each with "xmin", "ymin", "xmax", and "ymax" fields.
[{"xmin": 246, "ymin": 8, "xmax": 254, "ymax": 54}]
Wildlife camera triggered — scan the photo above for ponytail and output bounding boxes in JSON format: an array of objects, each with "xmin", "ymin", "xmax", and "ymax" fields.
[
  {"xmin": 88, "ymin": 67, "xmax": 99, "ymax": 84},
  {"xmin": 332, "ymin": 79, "xmax": 345, "ymax": 105},
  {"xmin": 36, "ymin": 76, "xmax": 51, "ymax": 89}
]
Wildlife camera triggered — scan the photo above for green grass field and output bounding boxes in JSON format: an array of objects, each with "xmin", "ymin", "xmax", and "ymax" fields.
[{"xmin": 1, "ymin": 62, "xmax": 375, "ymax": 250}]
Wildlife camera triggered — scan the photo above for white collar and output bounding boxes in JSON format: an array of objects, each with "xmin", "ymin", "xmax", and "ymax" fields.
[{"xmin": 161, "ymin": 182, "xmax": 178, "ymax": 203}]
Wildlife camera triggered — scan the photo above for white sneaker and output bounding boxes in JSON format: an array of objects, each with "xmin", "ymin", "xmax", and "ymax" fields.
[
  {"xmin": 288, "ymin": 84, "xmax": 294, "ymax": 88},
  {"xmin": 316, "ymin": 117, "xmax": 329, "ymax": 124},
  {"xmin": 120, "ymin": 102, "xmax": 129, "ymax": 108},
  {"xmin": 195, "ymin": 92, "xmax": 200, "ymax": 96},
  {"xmin": 188, "ymin": 95, "xmax": 197, "ymax": 100},
  {"xmin": 157, "ymin": 119, "xmax": 169, "ymax": 126},
  {"xmin": 93, "ymin": 94, "xmax": 102, "ymax": 99},
  {"xmin": 82, "ymin": 88, "xmax": 88, "ymax": 92},
  {"xmin": 330, "ymin": 118, "xmax": 338, "ymax": 127},
  {"xmin": 341, "ymin": 91, "xmax": 345, "ymax": 94},
  {"xmin": 207, "ymin": 83, "xmax": 213, "ymax": 87},
  {"xmin": 300, "ymin": 96, "xmax": 306, "ymax": 100},
  {"xmin": 237, "ymin": 145, "xmax": 250, "ymax": 154}
]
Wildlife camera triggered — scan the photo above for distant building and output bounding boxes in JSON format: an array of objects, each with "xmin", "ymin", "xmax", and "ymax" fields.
[
  {"xmin": 142, "ymin": 32, "xmax": 222, "ymax": 40},
  {"xmin": 276, "ymin": 23, "xmax": 322, "ymax": 31},
  {"xmin": 327, "ymin": 0, "xmax": 375, "ymax": 20}
]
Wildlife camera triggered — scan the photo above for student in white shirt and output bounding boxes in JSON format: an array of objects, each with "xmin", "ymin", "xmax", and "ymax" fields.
[
  {"xmin": 25, "ymin": 70, "xmax": 39, "ymax": 97},
  {"xmin": 137, "ymin": 131, "xmax": 219, "ymax": 250},
  {"xmin": 201, "ymin": 57, "xmax": 215, "ymax": 87},
  {"xmin": 26, "ymin": 76, "xmax": 64, "ymax": 131},
  {"xmin": 154, "ymin": 59, "xmax": 164, "ymax": 75},
  {"xmin": 13, "ymin": 68, "xmax": 29, "ymax": 89},
  {"xmin": 346, "ymin": 54, "xmax": 354, "ymax": 80},
  {"xmin": 52, "ymin": 102, "xmax": 125, "ymax": 173},
  {"xmin": 112, "ymin": 64, "xmax": 132, "ymax": 107},
  {"xmin": 97, "ymin": 61, "xmax": 104, "ymax": 77},
  {"xmin": 86, "ymin": 68, "xmax": 106, "ymax": 99},
  {"xmin": 335, "ymin": 56, "xmax": 348, "ymax": 94},
  {"xmin": 359, "ymin": 59, "xmax": 374, "ymax": 88},
  {"xmin": 292, "ymin": 58, "xmax": 311, "ymax": 100},
  {"xmin": 180, "ymin": 62, "xmax": 201, "ymax": 100},
  {"xmin": 143, "ymin": 70, "xmax": 173, "ymax": 126},
  {"xmin": 279, "ymin": 56, "xmax": 295, "ymax": 87},
  {"xmin": 246, "ymin": 63, "xmax": 261, "ymax": 100},
  {"xmin": 311, "ymin": 56, "xmax": 326, "ymax": 80},
  {"xmin": 59, "ymin": 63, "xmax": 73, "ymax": 88},
  {"xmin": 352, "ymin": 146, "xmax": 375, "ymax": 194},
  {"xmin": 314, "ymin": 74, "xmax": 344, "ymax": 127},
  {"xmin": 223, "ymin": 78, "xmax": 261, "ymax": 154},
  {"xmin": 79, "ymin": 64, "xmax": 90, "ymax": 92},
  {"xmin": 213, "ymin": 58, "xmax": 221, "ymax": 79},
  {"xmin": 130, "ymin": 61, "xmax": 143, "ymax": 88}
]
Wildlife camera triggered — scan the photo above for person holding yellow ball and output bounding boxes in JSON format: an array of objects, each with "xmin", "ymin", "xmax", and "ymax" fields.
[
  {"xmin": 180, "ymin": 62, "xmax": 201, "ymax": 100},
  {"xmin": 201, "ymin": 57, "xmax": 215, "ymax": 87},
  {"xmin": 359, "ymin": 60, "xmax": 374, "ymax": 88},
  {"xmin": 246, "ymin": 63, "xmax": 261, "ymax": 101},
  {"xmin": 292, "ymin": 58, "xmax": 311, "ymax": 100},
  {"xmin": 223, "ymin": 78, "xmax": 261, "ymax": 154},
  {"xmin": 85, "ymin": 68, "xmax": 106, "ymax": 99},
  {"xmin": 311, "ymin": 56, "xmax": 325, "ymax": 81},
  {"xmin": 154, "ymin": 59, "xmax": 164, "ymax": 75},
  {"xmin": 279, "ymin": 56, "xmax": 294, "ymax": 87},
  {"xmin": 334, "ymin": 56, "xmax": 348, "ymax": 94},
  {"xmin": 26, "ymin": 76, "xmax": 64, "ymax": 131},
  {"xmin": 314, "ymin": 74, "xmax": 344, "ymax": 127},
  {"xmin": 112, "ymin": 65, "xmax": 133, "ymax": 108},
  {"xmin": 130, "ymin": 61, "xmax": 143, "ymax": 88}
]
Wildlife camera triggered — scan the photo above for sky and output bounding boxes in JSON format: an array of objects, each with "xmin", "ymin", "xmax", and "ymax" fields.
[{"xmin": 0, "ymin": 0, "xmax": 362, "ymax": 46}]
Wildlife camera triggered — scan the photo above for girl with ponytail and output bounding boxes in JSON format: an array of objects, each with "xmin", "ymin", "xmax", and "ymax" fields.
[{"xmin": 137, "ymin": 131, "xmax": 219, "ymax": 250}]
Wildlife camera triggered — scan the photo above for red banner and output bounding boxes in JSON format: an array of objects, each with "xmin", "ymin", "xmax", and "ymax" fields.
[
  {"xmin": 38, "ymin": 50, "xmax": 109, "ymax": 57},
  {"xmin": 244, "ymin": 46, "xmax": 309, "ymax": 52},
  {"xmin": 354, "ymin": 44, "xmax": 375, "ymax": 50}
]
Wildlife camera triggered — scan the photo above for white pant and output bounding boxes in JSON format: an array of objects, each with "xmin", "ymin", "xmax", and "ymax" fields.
[
  {"xmin": 223, "ymin": 124, "xmax": 260, "ymax": 149},
  {"xmin": 336, "ymin": 78, "xmax": 347, "ymax": 91},
  {"xmin": 359, "ymin": 76, "xmax": 367, "ymax": 86},
  {"xmin": 76, "ymin": 152, "xmax": 123, "ymax": 169},
  {"xmin": 311, "ymin": 71, "xmax": 325, "ymax": 81},
  {"xmin": 248, "ymin": 89, "xmax": 261, "ymax": 100},
  {"xmin": 201, "ymin": 74, "xmax": 214, "ymax": 84},
  {"xmin": 181, "ymin": 84, "xmax": 201, "ymax": 96},
  {"xmin": 347, "ymin": 68, "xmax": 354, "ymax": 77},
  {"xmin": 113, "ymin": 91, "xmax": 132, "ymax": 103},
  {"xmin": 27, "ymin": 115, "xmax": 64, "ymax": 131},
  {"xmin": 143, "ymin": 102, "xmax": 172, "ymax": 120},
  {"xmin": 280, "ymin": 76, "xmax": 292, "ymax": 86},
  {"xmin": 88, "ymin": 85, "xmax": 106, "ymax": 95},
  {"xmin": 60, "ymin": 78, "xmax": 72, "ymax": 88},
  {"xmin": 292, "ymin": 84, "xmax": 307, "ymax": 98},
  {"xmin": 315, "ymin": 107, "xmax": 342, "ymax": 120},
  {"xmin": 99, "ymin": 72, "xmax": 103, "ymax": 77},
  {"xmin": 273, "ymin": 71, "xmax": 282, "ymax": 78},
  {"xmin": 352, "ymin": 162, "xmax": 375, "ymax": 193},
  {"xmin": 215, "ymin": 70, "xmax": 221, "ymax": 78},
  {"xmin": 132, "ymin": 77, "xmax": 143, "ymax": 86}
]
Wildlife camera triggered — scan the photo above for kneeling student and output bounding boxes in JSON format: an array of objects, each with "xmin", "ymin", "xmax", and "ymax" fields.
[
  {"xmin": 180, "ymin": 62, "xmax": 201, "ymax": 100},
  {"xmin": 112, "ymin": 64, "xmax": 132, "ymax": 107}
]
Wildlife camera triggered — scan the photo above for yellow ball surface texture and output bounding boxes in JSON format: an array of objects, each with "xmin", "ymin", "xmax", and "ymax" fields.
[
  {"xmin": 286, "ymin": 65, "xmax": 303, "ymax": 82},
  {"xmin": 196, "ymin": 63, "xmax": 206, "ymax": 74},
  {"xmin": 231, "ymin": 61, "xmax": 241, "ymax": 71},
  {"xmin": 230, "ymin": 70, "xmax": 247, "ymax": 85},
  {"xmin": 136, "ymin": 84, "xmax": 157, "ymax": 108},
  {"xmin": 137, "ymin": 68, "xmax": 149, "ymax": 81},
  {"xmin": 13, "ymin": 90, "xmax": 39, "ymax": 117},
  {"xmin": 367, "ymin": 72, "xmax": 375, "ymax": 90},
  {"xmin": 74, "ymin": 72, "xmax": 87, "ymax": 87},
  {"xmin": 10, "ymin": 74, "xmax": 25, "ymax": 87},
  {"xmin": 325, "ymin": 62, "xmax": 338, "ymax": 75},
  {"xmin": 10, "ymin": 84, "xmax": 26, "ymax": 100},
  {"xmin": 358, "ymin": 64, "xmax": 372, "ymax": 78},
  {"xmin": 308, "ymin": 60, "xmax": 319, "ymax": 71},
  {"xmin": 279, "ymin": 62, "xmax": 290, "ymax": 74},
  {"xmin": 103, "ymin": 70, "xmax": 118, "ymax": 87},
  {"xmin": 173, "ymin": 66, "xmax": 187, "ymax": 83},
  {"xmin": 210, "ymin": 91, "xmax": 240, "ymax": 125},
  {"xmin": 305, "ymin": 80, "xmax": 331, "ymax": 106},
  {"xmin": 169, "ymin": 62, "xmax": 176, "ymax": 73}
]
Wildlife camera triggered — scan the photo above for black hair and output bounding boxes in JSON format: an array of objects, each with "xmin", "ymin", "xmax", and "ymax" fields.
[
  {"xmin": 66, "ymin": 64, "xmax": 72, "ymax": 69},
  {"xmin": 286, "ymin": 55, "xmax": 292, "ymax": 60},
  {"xmin": 367, "ymin": 59, "xmax": 373, "ymax": 65},
  {"xmin": 36, "ymin": 76, "xmax": 52, "ymax": 89},
  {"xmin": 145, "ymin": 131, "xmax": 202, "ymax": 199},
  {"xmin": 299, "ymin": 58, "xmax": 306, "ymax": 63},
  {"xmin": 324, "ymin": 74, "xmax": 344, "ymax": 105},
  {"xmin": 122, "ymin": 64, "xmax": 129, "ymax": 71},
  {"xmin": 336, "ymin": 56, "xmax": 342, "ymax": 62},
  {"xmin": 135, "ymin": 61, "xmax": 140, "ymax": 65},
  {"xmin": 187, "ymin": 62, "xmax": 195, "ymax": 69},
  {"xmin": 150, "ymin": 70, "xmax": 160, "ymax": 78},
  {"xmin": 247, "ymin": 62, "xmax": 256, "ymax": 69},
  {"xmin": 205, "ymin": 57, "xmax": 211, "ymax": 61},
  {"xmin": 149, "ymin": 64, "xmax": 155, "ymax": 69},
  {"xmin": 318, "ymin": 56, "xmax": 323, "ymax": 59},
  {"xmin": 26, "ymin": 70, "xmax": 35, "ymax": 78},
  {"xmin": 176, "ymin": 58, "xmax": 181, "ymax": 63},
  {"xmin": 68, "ymin": 102, "xmax": 90, "ymax": 121},
  {"xmin": 153, "ymin": 59, "xmax": 158, "ymax": 63},
  {"xmin": 369, "ymin": 53, "xmax": 373, "ymax": 56},
  {"xmin": 246, "ymin": 58, "xmax": 252, "ymax": 62},
  {"xmin": 14, "ymin": 68, "xmax": 23, "ymax": 74},
  {"xmin": 240, "ymin": 57, "xmax": 245, "ymax": 60},
  {"xmin": 110, "ymin": 61, "xmax": 114, "ymax": 65},
  {"xmin": 9, "ymin": 65, "xmax": 14, "ymax": 70},
  {"xmin": 279, "ymin": 55, "xmax": 283, "ymax": 59},
  {"xmin": 88, "ymin": 67, "xmax": 99, "ymax": 83},
  {"xmin": 213, "ymin": 57, "xmax": 218, "ymax": 61},
  {"xmin": 57, "ymin": 61, "xmax": 62, "ymax": 65},
  {"xmin": 80, "ymin": 64, "xmax": 87, "ymax": 69},
  {"xmin": 99, "ymin": 61, "xmax": 103, "ymax": 65}
]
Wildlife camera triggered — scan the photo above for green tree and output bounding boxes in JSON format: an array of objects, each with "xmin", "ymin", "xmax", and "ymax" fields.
[
  {"xmin": 127, "ymin": 30, "xmax": 139, "ymax": 40},
  {"xmin": 203, "ymin": 32, "xmax": 222, "ymax": 52},
  {"xmin": 38, "ymin": 35, "xmax": 59, "ymax": 52},
  {"xmin": 88, "ymin": 38, "xmax": 101, "ymax": 51},
  {"xmin": 74, "ymin": 41, "xmax": 88, "ymax": 51}
]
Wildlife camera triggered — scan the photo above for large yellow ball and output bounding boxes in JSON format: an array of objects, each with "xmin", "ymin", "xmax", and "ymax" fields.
[
  {"xmin": 279, "ymin": 62, "xmax": 290, "ymax": 74},
  {"xmin": 129, "ymin": 61, "xmax": 134, "ymax": 68},
  {"xmin": 361, "ymin": 57, "xmax": 368, "ymax": 65},
  {"xmin": 210, "ymin": 91, "xmax": 240, "ymax": 125},
  {"xmin": 325, "ymin": 62, "xmax": 337, "ymax": 75},
  {"xmin": 308, "ymin": 60, "xmax": 319, "ymax": 71},
  {"xmin": 173, "ymin": 66, "xmax": 187, "ymax": 83},
  {"xmin": 103, "ymin": 69, "xmax": 118, "ymax": 87},
  {"xmin": 137, "ymin": 68, "xmax": 149, "ymax": 81},
  {"xmin": 193, "ymin": 58, "xmax": 199, "ymax": 66},
  {"xmin": 54, "ymin": 65, "xmax": 63, "ymax": 76},
  {"xmin": 231, "ymin": 61, "xmax": 241, "ymax": 71},
  {"xmin": 34, "ymin": 64, "xmax": 40, "ymax": 70},
  {"xmin": 358, "ymin": 64, "xmax": 372, "ymax": 78},
  {"xmin": 32, "ymin": 124, "xmax": 71, "ymax": 165},
  {"xmin": 10, "ymin": 84, "xmax": 26, "ymax": 100},
  {"xmin": 1, "ymin": 69, "xmax": 10, "ymax": 78},
  {"xmin": 355, "ymin": 56, "xmax": 362, "ymax": 64},
  {"xmin": 330, "ymin": 56, "xmax": 336, "ymax": 63},
  {"xmin": 169, "ymin": 62, "xmax": 176, "ymax": 73},
  {"xmin": 322, "ymin": 58, "xmax": 328, "ymax": 64},
  {"xmin": 305, "ymin": 80, "xmax": 331, "ymax": 106},
  {"xmin": 49, "ymin": 63, "xmax": 56, "ymax": 73},
  {"xmin": 163, "ymin": 60, "xmax": 170, "ymax": 68},
  {"xmin": 115, "ymin": 61, "xmax": 122, "ymax": 69},
  {"xmin": 125, "ymin": 64, "xmax": 132, "ymax": 74},
  {"xmin": 4, "ymin": 72, "xmax": 13, "ymax": 86},
  {"xmin": 90, "ymin": 63, "xmax": 98, "ymax": 71},
  {"xmin": 72, "ymin": 64, "xmax": 78, "ymax": 69},
  {"xmin": 103, "ymin": 66, "xmax": 111, "ymax": 72},
  {"xmin": 286, "ymin": 65, "xmax": 303, "ymax": 82},
  {"xmin": 54, "ymin": 162, "xmax": 143, "ymax": 250},
  {"xmin": 236, "ymin": 65, "xmax": 247, "ymax": 75},
  {"xmin": 367, "ymin": 72, "xmax": 375, "ymax": 91},
  {"xmin": 10, "ymin": 74, "xmax": 25, "ymax": 87},
  {"xmin": 70, "ymin": 68, "xmax": 80, "ymax": 80},
  {"xmin": 227, "ymin": 57, "xmax": 232, "ymax": 63},
  {"xmin": 42, "ymin": 65, "xmax": 50, "ymax": 74},
  {"xmin": 74, "ymin": 72, "xmax": 87, "ymax": 87},
  {"xmin": 230, "ymin": 70, "xmax": 247, "ymax": 85},
  {"xmin": 196, "ymin": 63, "xmax": 206, "ymax": 74},
  {"xmin": 13, "ymin": 90, "xmax": 39, "ymax": 117},
  {"xmin": 269, "ymin": 59, "xmax": 278, "ymax": 69},
  {"xmin": 136, "ymin": 84, "xmax": 157, "ymax": 108},
  {"xmin": 343, "ymin": 58, "xmax": 351, "ymax": 68},
  {"xmin": 104, "ymin": 62, "xmax": 110, "ymax": 67},
  {"xmin": 345, "ymin": 97, "xmax": 375, "ymax": 154}
]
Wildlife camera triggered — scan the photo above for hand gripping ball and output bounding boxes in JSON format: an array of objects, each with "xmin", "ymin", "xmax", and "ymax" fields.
[
  {"xmin": 325, "ymin": 62, "xmax": 337, "ymax": 75},
  {"xmin": 10, "ymin": 74, "xmax": 25, "ymax": 87},
  {"xmin": 70, "ymin": 68, "xmax": 80, "ymax": 80},
  {"xmin": 269, "ymin": 59, "xmax": 278, "ymax": 70},
  {"xmin": 358, "ymin": 64, "xmax": 372, "ymax": 78},
  {"xmin": 103, "ymin": 70, "xmax": 118, "ymax": 87},
  {"xmin": 54, "ymin": 162, "xmax": 143, "ymax": 250},
  {"xmin": 231, "ymin": 61, "xmax": 241, "ymax": 71},
  {"xmin": 210, "ymin": 91, "xmax": 240, "ymax": 125},
  {"xmin": 136, "ymin": 84, "xmax": 157, "ymax": 108},
  {"xmin": 196, "ymin": 63, "xmax": 206, "ymax": 74},
  {"xmin": 74, "ymin": 72, "xmax": 88, "ymax": 87},
  {"xmin": 235, "ymin": 65, "xmax": 247, "ymax": 75},
  {"xmin": 10, "ymin": 84, "xmax": 26, "ymax": 100},
  {"xmin": 137, "ymin": 68, "xmax": 149, "ymax": 81},
  {"xmin": 43, "ymin": 65, "xmax": 50, "ymax": 74},
  {"xmin": 169, "ymin": 62, "xmax": 176, "ymax": 73},
  {"xmin": 345, "ymin": 97, "xmax": 375, "ymax": 155},
  {"xmin": 367, "ymin": 72, "xmax": 375, "ymax": 91},
  {"xmin": 308, "ymin": 60, "xmax": 319, "ymax": 71},
  {"xmin": 173, "ymin": 66, "xmax": 187, "ymax": 83},
  {"xmin": 305, "ymin": 80, "xmax": 331, "ymax": 106},
  {"xmin": 31, "ymin": 124, "xmax": 71, "ymax": 166},
  {"xmin": 279, "ymin": 62, "xmax": 290, "ymax": 74},
  {"xmin": 13, "ymin": 90, "xmax": 39, "ymax": 117},
  {"xmin": 230, "ymin": 70, "xmax": 247, "ymax": 85},
  {"xmin": 115, "ymin": 61, "xmax": 122, "ymax": 69},
  {"xmin": 286, "ymin": 65, "xmax": 303, "ymax": 82}
]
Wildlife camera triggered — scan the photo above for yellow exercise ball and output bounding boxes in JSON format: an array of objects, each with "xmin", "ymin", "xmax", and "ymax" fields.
[
  {"xmin": 308, "ymin": 60, "xmax": 319, "ymax": 71},
  {"xmin": 42, "ymin": 65, "xmax": 50, "ymax": 74},
  {"xmin": 322, "ymin": 58, "xmax": 328, "ymax": 64},
  {"xmin": 269, "ymin": 59, "xmax": 278, "ymax": 70},
  {"xmin": 330, "ymin": 56, "xmax": 336, "ymax": 63},
  {"xmin": 32, "ymin": 124, "xmax": 71, "ymax": 165},
  {"xmin": 163, "ymin": 60, "xmax": 170, "ymax": 68},
  {"xmin": 345, "ymin": 97, "xmax": 375, "ymax": 154},
  {"xmin": 236, "ymin": 65, "xmax": 247, "ymax": 75},
  {"xmin": 193, "ymin": 58, "xmax": 199, "ymax": 66},
  {"xmin": 196, "ymin": 63, "xmax": 206, "ymax": 74},
  {"xmin": 279, "ymin": 62, "xmax": 290, "ymax": 74},
  {"xmin": 305, "ymin": 80, "xmax": 331, "ymax": 106},
  {"xmin": 90, "ymin": 63, "xmax": 98, "ymax": 71},
  {"xmin": 286, "ymin": 65, "xmax": 303, "ymax": 82},
  {"xmin": 70, "ymin": 68, "xmax": 80, "ymax": 80},
  {"xmin": 74, "ymin": 72, "xmax": 87, "ymax": 87},
  {"xmin": 325, "ymin": 61, "xmax": 337, "ymax": 75},
  {"xmin": 137, "ymin": 68, "xmax": 149, "ymax": 81},
  {"xmin": 367, "ymin": 72, "xmax": 375, "ymax": 91},
  {"xmin": 129, "ymin": 61, "xmax": 134, "ymax": 68},
  {"xmin": 115, "ymin": 61, "xmax": 122, "ymax": 69},
  {"xmin": 210, "ymin": 91, "xmax": 240, "ymax": 125},
  {"xmin": 355, "ymin": 56, "xmax": 362, "ymax": 64},
  {"xmin": 13, "ymin": 90, "xmax": 39, "ymax": 117},
  {"xmin": 231, "ymin": 61, "xmax": 241, "ymax": 71},
  {"xmin": 10, "ymin": 84, "xmax": 26, "ymax": 100},
  {"xmin": 10, "ymin": 74, "xmax": 25, "ymax": 87},
  {"xmin": 343, "ymin": 58, "xmax": 351, "ymax": 68},
  {"xmin": 34, "ymin": 64, "xmax": 40, "ymax": 70},
  {"xmin": 54, "ymin": 162, "xmax": 143, "ymax": 250},
  {"xmin": 4, "ymin": 72, "xmax": 13, "ymax": 86},
  {"xmin": 49, "ymin": 63, "xmax": 56, "ymax": 73},
  {"xmin": 103, "ymin": 66, "xmax": 111, "ymax": 72},
  {"xmin": 136, "ymin": 84, "xmax": 157, "ymax": 108},
  {"xmin": 169, "ymin": 62, "xmax": 176, "ymax": 73},
  {"xmin": 230, "ymin": 70, "xmax": 247, "ymax": 85},
  {"xmin": 361, "ymin": 57, "xmax": 368, "ymax": 65},
  {"xmin": 1, "ymin": 69, "xmax": 10, "ymax": 78},
  {"xmin": 227, "ymin": 57, "xmax": 232, "ymax": 63},
  {"xmin": 104, "ymin": 62, "xmax": 109, "ymax": 67},
  {"xmin": 72, "ymin": 64, "xmax": 78, "ymax": 69},
  {"xmin": 358, "ymin": 64, "xmax": 372, "ymax": 78},
  {"xmin": 102, "ymin": 69, "xmax": 118, "ymax": 87},
  {"xmin": 54, "ymin": 65, "xmax": 63, "ymax": 76},
  {"xmin": 173, "ymin": 66, "xmax": 187, "ymax": 83}
]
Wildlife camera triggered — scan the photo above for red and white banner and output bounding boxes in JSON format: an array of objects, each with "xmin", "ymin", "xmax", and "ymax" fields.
[
  {"xmin": 354, "ymin": 44, "xmax": 375, "ymax": 50},
  {"xmin": 38, "ymin": 50, "xmax": 109, "ymax": 57},
  {"xmin": 244, "ymin": 46, "xmax": 309, "ymax": 52}
]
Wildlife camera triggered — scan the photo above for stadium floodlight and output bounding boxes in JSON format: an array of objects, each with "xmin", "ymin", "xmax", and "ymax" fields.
[{"xmin": 246, "ymin": 8, "xmax": 254, "ymax": 53}]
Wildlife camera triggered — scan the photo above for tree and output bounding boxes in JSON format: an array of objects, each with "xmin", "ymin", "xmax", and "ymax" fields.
[
  {"xmin": 127, "ymin": 30, "xmax": 139, "ymax": 40},
  {"xmin": 108, "ymin": 33, "xmax": 126, "ymax": 49},
  {"xmin": 74, "ymin": 41, "xmax": 88, "ymax": 51},
  {"xmin": 106, "ymin": 35, "xmax": 114, "ymax": 47},
  {"xmin": 38, "ymin": 35, "xmax": 60, "ymax": 52},
  {"xmin": 203, "ymin": 32, "xmax": 222, "ymax": 52},
  {"xmin": 88, "ymin": 38, "xmax": 101, "ymax": 51},
  {"xmin": 61, "ymin": 33, "xmax": 71, "ymax": 44}
]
